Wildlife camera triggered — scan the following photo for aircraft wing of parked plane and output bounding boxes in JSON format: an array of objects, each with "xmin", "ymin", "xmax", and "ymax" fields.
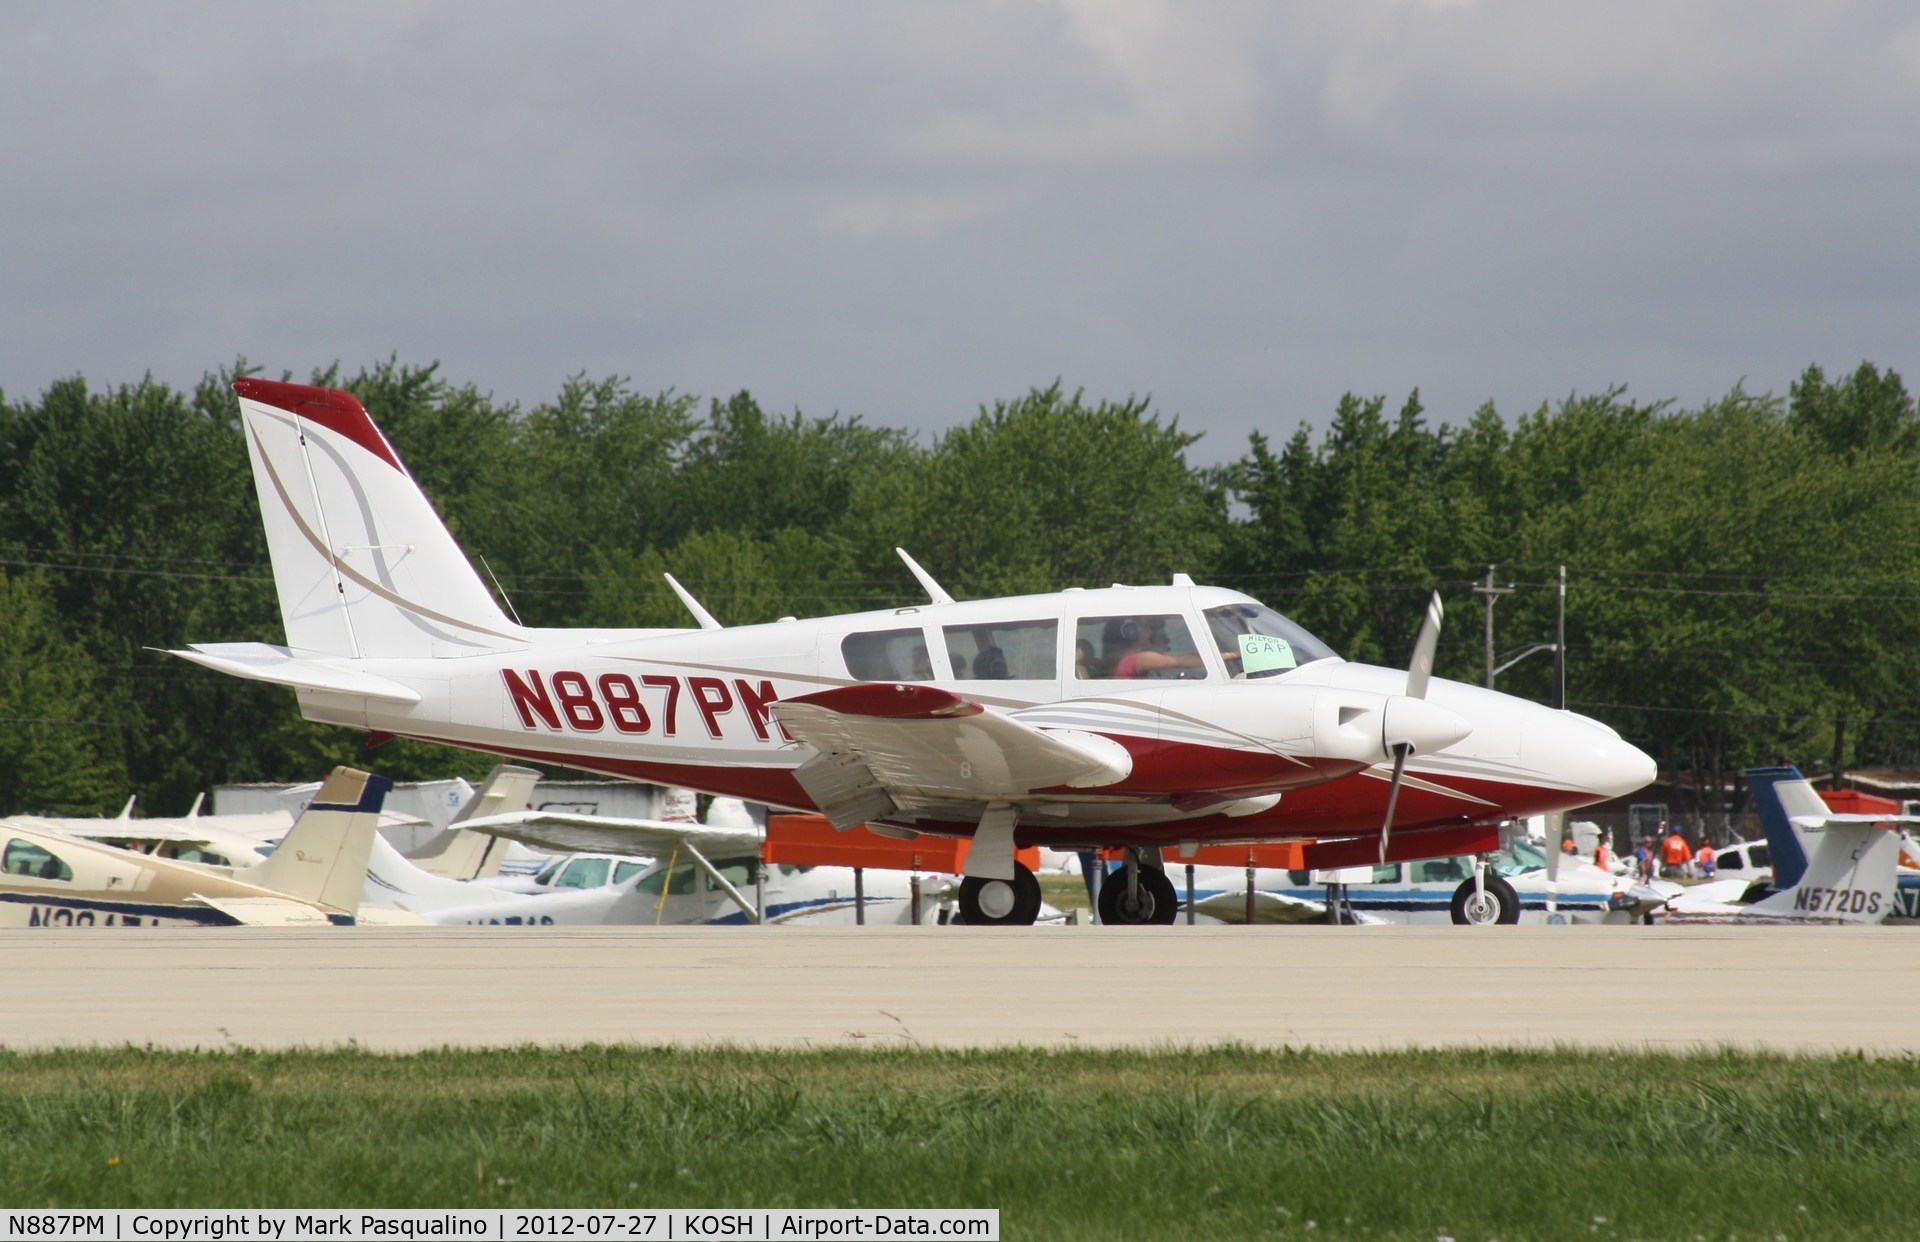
[
  {"xmin": 0, "ymin": 767, "xmax": 389, "ymax": 927},
  {"xmin": 458, "ymin": 810, "xmax": 763, "ymax": 918},
  {"xmin": 170, "ymin": 377, "xmax": 1657, "ymax": 926}
]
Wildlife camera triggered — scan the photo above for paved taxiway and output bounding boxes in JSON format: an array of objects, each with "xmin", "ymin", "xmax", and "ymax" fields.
[{"xmin": 6, "ymin": 924, "xmax": 1917, "ymax": 1054}]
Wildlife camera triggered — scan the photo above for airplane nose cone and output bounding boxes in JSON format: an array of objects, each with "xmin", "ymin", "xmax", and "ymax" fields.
[{"xmin": 1542, "ymin": 710, "xmax": 1657, "ymax": 798}]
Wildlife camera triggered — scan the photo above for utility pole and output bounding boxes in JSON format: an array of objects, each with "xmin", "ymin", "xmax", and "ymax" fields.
[
  {"xmin": 1472, "ymin": 566, "xmax": 1513, "ymax": 689},
  {"xmin": 1555, "ymin": 564, "xmax": 1566, "ymax": 711}
]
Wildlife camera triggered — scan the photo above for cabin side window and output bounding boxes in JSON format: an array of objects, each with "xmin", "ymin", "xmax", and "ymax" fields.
[
  {"xmin": 635, "ymin": 862, "xmax": 699, "ymax": 896},
  {"xmin": 3, "ymin": 839, "xmax": 73, "ymax": 882},
  {"xmin": 840, "ymin": 628, "xmax": 936, "ymax": 682},
  {"xmin": 943, "ymin": 620, "xmax": 1058, "ymax": 680},
  {"xmin": 1074, "ymin": 613, "xmax": 1208, "ymax": 680},
  {"xmin": 556, "ymin": 857, "xmax": 611, "ymax": 889}
]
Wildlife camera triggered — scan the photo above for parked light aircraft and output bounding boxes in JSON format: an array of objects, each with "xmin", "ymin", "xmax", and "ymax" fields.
[
  {"xmin": 0, "ymin": 767, "xmax": 388, "ymax": 926},
  {"xmin": 360, "ymin": 817, "xmax": 942, "ymax": 926},
  {"xmin": 1658, "ymin": 766, "xmax": 1909, "ymax": 925},
  {"xmin": 170, "ymin": 378, "xmax": 1656, "ymax": 925},
  {"xmin": 1178, "ymin": 840, "xmax": 1646, "ymax": 925},
  {"xmin": 26, "ymin": 763, "xmax": 543, "ymax": 882}
]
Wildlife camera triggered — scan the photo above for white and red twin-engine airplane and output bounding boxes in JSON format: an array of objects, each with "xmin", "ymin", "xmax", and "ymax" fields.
[{"xmin": 171, "ymin": 379, "xmax": 1655, "ymax": 926}]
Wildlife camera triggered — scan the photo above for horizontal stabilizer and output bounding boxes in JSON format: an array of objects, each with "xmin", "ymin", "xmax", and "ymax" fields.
[
  {"xmin": 184, "ymin": 895, "xmax": 341, "ymax": 926},
  {"xmin": 166, "ymin": 643, "xmax": 422, "ymax": 703}
]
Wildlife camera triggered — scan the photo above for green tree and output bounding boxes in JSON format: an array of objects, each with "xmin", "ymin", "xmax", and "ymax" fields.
[
  {"xmin": 0, "ymin": 571, "xmax": 127, "ymax": 813},
  {"xmin": 898, "ymin": 384, "xmax": 1225, "ymax": 598}
]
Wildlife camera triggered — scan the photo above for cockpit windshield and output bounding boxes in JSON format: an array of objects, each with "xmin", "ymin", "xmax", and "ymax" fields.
[{"xmin": 1204, "ymin": 601, "xmax": 1338, "ymax": 679}]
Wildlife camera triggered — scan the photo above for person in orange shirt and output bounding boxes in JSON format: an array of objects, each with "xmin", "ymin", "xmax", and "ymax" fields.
[{"xmin": 1660, "ymin": 828, "xmax": 1694, "ymax": 878}]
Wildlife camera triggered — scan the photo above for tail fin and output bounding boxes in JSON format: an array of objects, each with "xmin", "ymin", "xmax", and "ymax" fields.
[
  {"xmin": 406, "ymin": 763, "xmax": 541, "ymax": 880},
  {"xmin": 1745, "ymin": 767, "xmax": 1903, "ymax": 923},
  {"xmin": 232, "ymin": 378, "xmax": 522, "ymax": 659},
  {"xmin": 237, "ymin": 766, "xmax": 390, "ymax": 915},
  {"xmin": 1746, "ymin": 765, "xmax": 1820, "ymax": 886}
]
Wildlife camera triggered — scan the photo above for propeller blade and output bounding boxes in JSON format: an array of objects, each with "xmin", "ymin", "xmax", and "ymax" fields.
[
  {"xmin": 1406, "ymin": 591, "xmax": 1444, "ymax": 701},
  {"xmin": 1377, "ymin": 743, "xmax": 1410, "ymax": 863}
]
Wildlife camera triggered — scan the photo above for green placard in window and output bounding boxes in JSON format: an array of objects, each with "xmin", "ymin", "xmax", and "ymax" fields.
[{"xmin": 1239, "ymin": 633, "xmax": 1296, "ymax": 673}]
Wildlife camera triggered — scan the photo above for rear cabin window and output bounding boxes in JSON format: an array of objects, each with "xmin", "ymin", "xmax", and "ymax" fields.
[
  {"xmin": 841, "ymin": 628, "xmax": 936, "ymax": 682},
  {"xmin": 1412, "ymin": 857, "xmax": 1472, "ymax": 883},
  {"xmin": 943, "ymin": 620, "xmax": 1058, "ymax": 681},
  {"xmin": 1075, "ymin": 614, "xmax": 1208, "ymax": 680}
]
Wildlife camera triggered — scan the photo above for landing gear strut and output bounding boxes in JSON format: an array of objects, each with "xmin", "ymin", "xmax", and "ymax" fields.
[
  {"xmin": 1098, "ymin": 851, "xmax": 1180, "ymax": 925},
  {"xmin": 957, "ymin": 865, "xmax": 1043, "ymax": 925}
]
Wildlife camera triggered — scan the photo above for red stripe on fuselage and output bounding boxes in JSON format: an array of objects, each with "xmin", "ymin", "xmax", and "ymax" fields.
[{"xmin": 234, "ymin": 378, "xmax": 404, "ymax": 473}]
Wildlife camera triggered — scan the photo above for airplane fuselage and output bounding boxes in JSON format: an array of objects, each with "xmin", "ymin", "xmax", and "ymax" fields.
[{"xmin": 286, "ymin": 583, "xmax": 1651, "ymax": 852}]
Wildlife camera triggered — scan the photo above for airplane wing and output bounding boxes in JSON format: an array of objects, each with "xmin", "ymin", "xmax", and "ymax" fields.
[
  {"xmin": 458, "ymin": 811, "xmax": 766, "ymax": 923},
  {"xmin": 455, "ymin": 811, "xmax": 761, "ymax": 860},
  {"xmin": 770, "ymin": 684, "xmax": 1133, "ymax": 828}
]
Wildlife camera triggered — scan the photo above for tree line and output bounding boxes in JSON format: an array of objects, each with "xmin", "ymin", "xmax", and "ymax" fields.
[{"xmin": 3, "ymin": 358, "xmax": 1916, "ymax": 827}]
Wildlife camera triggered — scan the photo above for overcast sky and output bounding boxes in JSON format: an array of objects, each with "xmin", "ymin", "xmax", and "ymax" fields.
[{"xmin": 4, "ymin": 2, "xmax": 1916, "ymax": 463}]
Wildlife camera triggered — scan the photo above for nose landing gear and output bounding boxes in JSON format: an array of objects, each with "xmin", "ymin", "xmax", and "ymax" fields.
[{"xmin": 1098, "ymin": 850, "xmax": 1180, "ymax": 925}]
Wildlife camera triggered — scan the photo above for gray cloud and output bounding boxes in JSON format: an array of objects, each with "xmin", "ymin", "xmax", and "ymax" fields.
[{"xmin": 3, "ymin": 1, "xmax": 1916, "ymax": 463}]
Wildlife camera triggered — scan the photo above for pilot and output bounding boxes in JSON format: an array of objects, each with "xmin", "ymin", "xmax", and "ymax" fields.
[{"xmin": 1108, "ymin": 618, "xmax": 1207, "ymax": 679}]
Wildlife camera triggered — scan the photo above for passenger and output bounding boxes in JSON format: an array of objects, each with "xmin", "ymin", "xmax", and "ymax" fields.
[{"xmin": 909, "ymin": 645, "xmax": 934, "ymax": 681}]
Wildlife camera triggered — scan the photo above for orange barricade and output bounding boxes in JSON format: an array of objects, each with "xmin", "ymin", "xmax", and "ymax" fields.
[
  {"xmin": 1823, "ymin": 788, "xmax": 1902, "ymax": 816},
  {"xmin": 764, "ymin": 813, "xmax": 1039, "ymax": 875},
  {"xmin": 1100, "ymin": 824, "xmax": 1500, "ymax": 873},
  {"xmin": 1100, "ymin": 842, "xmax": 1307, "ymax": 870}
]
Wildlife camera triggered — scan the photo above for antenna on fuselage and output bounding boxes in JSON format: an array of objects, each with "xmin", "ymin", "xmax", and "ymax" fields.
[
  {"xmin": 895, "ymin": 548, "xmax": 954, "ymax": 606},
  {"xmin": 664, "ymin": 574, "xmax": 723, "ymax": 630}
]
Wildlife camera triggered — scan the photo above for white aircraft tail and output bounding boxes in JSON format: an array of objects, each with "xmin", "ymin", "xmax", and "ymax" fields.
[
  {"xmin": 232, "ymin": 378, "xmax": 524, "ymax": 660},
  {"xmin": 235, "ymin": 766, "xmax": 391, "ymax": 917},
  {"xmin": 1751, "ymin": 771, "xmax": 1912, "ymax": 929},
  {"xmin": 406, "ymin": 764, "xmax": 542, "ymax": 880}
]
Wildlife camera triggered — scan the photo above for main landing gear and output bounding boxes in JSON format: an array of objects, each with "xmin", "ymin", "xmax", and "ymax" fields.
[
  {"xmin": 1450, "ymin": 869, "xmax": 1521, "ymax": 925},
  {"xmin": 957, "ymin": 865, "xmax": 1043, "ymax": 925},
  {"xmin": 1097, "ymin": 849, "xmax": 1180, "ymax": 925}
]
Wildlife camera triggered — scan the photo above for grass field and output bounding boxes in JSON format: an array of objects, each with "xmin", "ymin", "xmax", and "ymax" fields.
[{"xmin": 3, "ymin": 1044, "xmax": 1916, "ymax": 1239}]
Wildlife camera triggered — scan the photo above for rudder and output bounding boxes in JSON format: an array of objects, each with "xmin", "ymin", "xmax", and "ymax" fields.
[{"xmin": 234, "ymin": 378, "xmax": 522, "ymax": 659}]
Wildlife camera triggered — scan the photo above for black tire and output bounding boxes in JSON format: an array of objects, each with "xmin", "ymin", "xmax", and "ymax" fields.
[
  {"xmin": 957, "ymin": 864, "xmax": 1043, "ymax": 925},
  {"xmin": 1098, "ymin": 865, "xmax": 1180, "ymax": 925},
  {"xmin": 1450, "ymin": 873, "xmax": 1521, "ymax": 925}
]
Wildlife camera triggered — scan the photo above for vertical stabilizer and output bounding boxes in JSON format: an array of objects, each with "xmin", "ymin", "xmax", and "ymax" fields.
[
  {"xmin": 233, "ymin": 378, "xmax": 523, "ymax": 659},
  {"xmin": 1746, "ymin": 767, "xmax": 1899, "ymax": 924},
  {"xmin": 238, "ymin": 766, "xmax": 390, "ymax": 915},
  {"xmin": 406, "ymin": 764, "xmax": 541, "ymax": 880},
  {"xmin": 1746, "ymin": 765, "xmax": 1817, "ymax": 886}
]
